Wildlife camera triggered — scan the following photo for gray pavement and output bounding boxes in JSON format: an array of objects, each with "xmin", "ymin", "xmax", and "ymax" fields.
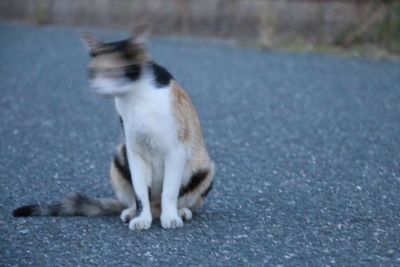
[{"xmin": 1, "ymin": 24, "xmax": 400, "ymax": 266}]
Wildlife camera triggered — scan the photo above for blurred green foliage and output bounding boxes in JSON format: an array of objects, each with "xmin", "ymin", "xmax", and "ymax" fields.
[
  {"xmin": 33, "ymin": 6, "xmax": 50, "ymax": 25},
  {"xmin": 374, "ymin": 2, "xmax": 400, "ymax": 52}
]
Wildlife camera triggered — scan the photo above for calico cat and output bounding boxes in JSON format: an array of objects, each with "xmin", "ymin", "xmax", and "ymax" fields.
[{"xmin": 13, "ymin": 25, "xmax": 215, "ymax": 230}]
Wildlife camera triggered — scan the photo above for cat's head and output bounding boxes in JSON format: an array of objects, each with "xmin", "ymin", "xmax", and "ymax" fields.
[{"xmin": 82, "ymin": 25, "xmax": 150, "ymax": 96}]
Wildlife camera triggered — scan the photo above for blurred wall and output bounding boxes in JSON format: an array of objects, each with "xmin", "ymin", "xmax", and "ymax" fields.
[{"xmin": 0, "ymin": 0, "xmax": 398, "ymax": 50}]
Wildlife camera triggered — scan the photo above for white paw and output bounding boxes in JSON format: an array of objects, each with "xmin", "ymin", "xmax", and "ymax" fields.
[
  {"xmin": 120, "ymin": 207, "xmax": 136, "ymax": 223},
  {"xmin": 129, "ymin": 215, "xmax": 152, "ymax": 230},
  {"xmin": 178, "ymin": 208, "xmax": 192, "ymax": 221},
  {"xmin": 161, "ymin": 213, "xmax": 184, "ymax": 229}
]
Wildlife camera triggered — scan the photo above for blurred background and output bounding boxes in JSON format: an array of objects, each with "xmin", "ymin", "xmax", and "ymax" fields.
[{"xmin": 1, "ymin": 0, "xmax": 399, "ymax": 57}]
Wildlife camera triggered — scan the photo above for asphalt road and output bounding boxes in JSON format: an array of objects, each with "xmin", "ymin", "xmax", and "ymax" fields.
[{"xmin": 1, "ymin": 24, "xmax": 400, "ymax": 266}]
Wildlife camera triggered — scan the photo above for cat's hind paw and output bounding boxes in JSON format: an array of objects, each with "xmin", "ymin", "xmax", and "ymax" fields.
[
  {"xmin": 120, "ymin": 207, "xmax": 136, "ymax": 223},
  {"xmin": 178, "ymin": 208, "xmax": 192, "ymax": 221}
]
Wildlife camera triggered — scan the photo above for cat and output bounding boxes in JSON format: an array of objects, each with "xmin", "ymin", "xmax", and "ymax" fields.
[{"xmin": 13, "ymin": 25, "xmax": 215, "ymax": 230}]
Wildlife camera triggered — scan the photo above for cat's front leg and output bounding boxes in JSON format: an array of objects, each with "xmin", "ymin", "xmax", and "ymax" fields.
[
  {"xmin": 161, "ymin": 146, "xmax": 186, "ymax": 229},
  {"xmin": 126, "ymin": 149, "xmax": 153, "ymax": 230}
]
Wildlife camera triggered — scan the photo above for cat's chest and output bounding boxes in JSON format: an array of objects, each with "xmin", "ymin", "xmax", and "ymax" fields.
[{"xmin": 115, "ymin": 88, "xmax": 176, "ymax": 152}]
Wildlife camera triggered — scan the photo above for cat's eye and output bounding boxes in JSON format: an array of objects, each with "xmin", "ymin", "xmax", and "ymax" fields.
[
  {"xmin": 126, "ymin": 65, "xmax": 140, "ymax": 74},
  {"xmin": 88, "ymin": 67, "xmax": 124, "ymax": 78},
  {"xmin": 88, "ymin": 64, "xmax": 140, "ymax": 79},
  {"xmin": 104, "ymin": 68, "xmax": 124, "ymax": 77}
]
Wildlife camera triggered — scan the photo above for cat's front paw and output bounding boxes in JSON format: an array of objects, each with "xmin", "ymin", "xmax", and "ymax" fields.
[
  {"xmin": 129, "ymin": 215, "xmax": 152, "ymax": 230},
  {"xmin": 120, "ymin": 207, "xmax": 136, "ymax": 223},
  {"xmin": 161, "ymin": 213, "xmax": 184, "ymax": 229}
]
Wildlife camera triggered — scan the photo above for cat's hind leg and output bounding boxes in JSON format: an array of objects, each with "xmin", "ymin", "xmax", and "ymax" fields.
[{"xmin": 110, "ymin": 143, "xmax": 137, "ymax": 223}]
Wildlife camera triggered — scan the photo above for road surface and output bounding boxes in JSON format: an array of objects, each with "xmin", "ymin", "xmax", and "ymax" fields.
[{"xmin": 1, "ymin": 24, "xmax": 399, "ymax": 266}]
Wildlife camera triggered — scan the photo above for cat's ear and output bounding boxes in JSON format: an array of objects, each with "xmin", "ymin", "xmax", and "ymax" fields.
[
  {"xmin": 130, "ymin": 24, "xmax": 150, "ymax": 46},
  {"xmin": 81, "ymin": 33, "xmax": 103, "ymax": 51}
]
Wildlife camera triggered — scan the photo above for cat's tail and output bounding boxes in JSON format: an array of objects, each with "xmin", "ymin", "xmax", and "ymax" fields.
[{"xmin": 12, "ymin": 193, "xmax": 126, "ymax": 217}]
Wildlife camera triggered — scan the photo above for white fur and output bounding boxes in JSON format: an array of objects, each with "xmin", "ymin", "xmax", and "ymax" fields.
[
  {"xmin": 90, "ymin": 77, "xmax": 133, "ymax": 96},
  {"xmin": 109, "ymin": 69, "xmax": 187, "ymax": 230}
]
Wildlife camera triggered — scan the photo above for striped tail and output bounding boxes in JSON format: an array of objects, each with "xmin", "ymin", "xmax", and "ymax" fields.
[{"xmin": 13, "ymin": 193, "xmax": 126, "ymax": 217}]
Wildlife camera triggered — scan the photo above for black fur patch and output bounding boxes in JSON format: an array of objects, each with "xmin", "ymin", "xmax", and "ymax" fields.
[
  {"xmin": 119, "ymin": 116, "xmax": 124, "ymax": 133},
  {"xmin": 113, "ymin": 146, "xmax": 132, "ymax": 185},
  {"xmin": 179, "ymin": 170, "xmax": 209, "ymax": 197},
  {"xmin": 90, "ymin": 39, "xmax": 131, "ymax": 57},
  {"xmin": 125, "ymin": 64, "xmax": 142, "ymax": 81},
  {"xmin": 107, "ymin": 39, "xmax": 131, "ymax": 51},
  {"xmin": 149, "ymin": 62, "xmax": 173, "ymax": 88},
  {"xmin": 135, "ymin": 199, "xmax": 143, "ymax": 216},
  {"xmin": 119, "ymin": 116, "xmax": 124, "ymax": 130},
  {"xmin": 13, "ymin": 205, "xmax": 38, "ymax": 217},
  {"xmin": 133, "ymin": 187, "xmax": 151, "ymax": 217},
  {"xmin": 90, "ymin": 39, "xmax": 146, "ymax": 62},
  {"xmin": 148, "ymin": 187, "xmax": 152, "ymax": 202},
  {"xmin": 119, "ymin": 116, "xmax": 125, "ymax": 139},
  {"xmin": 201, "ymin": 182, "xmax": 214, "ymax": 198}
]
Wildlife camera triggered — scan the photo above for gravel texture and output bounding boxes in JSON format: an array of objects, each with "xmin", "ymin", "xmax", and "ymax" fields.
[{"xmin": 1, "ymin": 24, "xmax": 400, "ymax": 266}]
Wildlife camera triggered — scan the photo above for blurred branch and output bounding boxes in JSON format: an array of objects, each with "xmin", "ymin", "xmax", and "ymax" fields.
[
  {"xmin": 177, "ymin": 0, "xmax": 190, "ymax": 34},
  {"xmin": 342, "ymin": 1, "xmax": 388, "ymax": 46}
]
